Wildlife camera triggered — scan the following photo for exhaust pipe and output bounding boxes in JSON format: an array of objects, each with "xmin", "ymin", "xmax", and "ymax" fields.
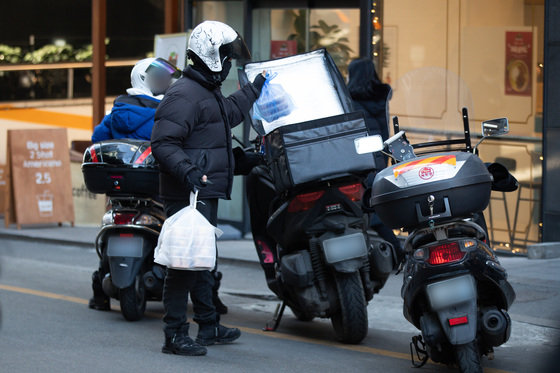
[
  {"xmin": 143, "ymin": 270, "xmax": 163, "ymax": 296},
  {"xmin": 481, "ymin": 308, "xmax": 511, "ymax": 346},
  {"xmin": 102, "ymin": 273, "xmax": 119, "ymax": 298}
]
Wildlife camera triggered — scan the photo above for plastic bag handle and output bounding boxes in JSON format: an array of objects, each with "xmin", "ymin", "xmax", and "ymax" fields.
[{"xmin": 189, "ymin": 190, "xmax": 199, "ymax": 209}]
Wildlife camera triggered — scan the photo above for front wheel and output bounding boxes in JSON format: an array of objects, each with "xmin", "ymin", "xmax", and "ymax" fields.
[
  {"xmin": 331, "ymin": 272, "xmax": 368, "ymax": 344},
  {"xmin": 455, "ymin": 341, "xmax": 483, "ymax": 373},
  {"xmin": 119, "ymin": 274, "xmax": 146, "ymax": 321}
]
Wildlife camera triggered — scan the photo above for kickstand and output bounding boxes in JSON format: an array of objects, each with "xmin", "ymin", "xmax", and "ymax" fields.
[
  {"xmin": 263, "ymin": 301, "xmax": 286, "ymax": 332},
  {"xmin": 410, "ymin": 335, "xmax": 429, "ymax": 368}
]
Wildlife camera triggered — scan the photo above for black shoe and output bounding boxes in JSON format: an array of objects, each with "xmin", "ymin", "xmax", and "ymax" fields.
[
  {"xmin": 162, "ymin": 329, "xmax": 207, "ymax": 356},
  {"xmin": 88, "ymin": 297, "xmax": 110, "ymax": 311},
  {"xmin": 196, "ymin": 324, "xmax": 241, "ymax": 346}
]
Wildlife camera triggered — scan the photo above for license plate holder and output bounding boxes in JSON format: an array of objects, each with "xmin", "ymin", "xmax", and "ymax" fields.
[
  {"xmin": 426, "ymin": 275, "xmax": 476, "ymax": 310},
  {"xmin": 107, "ymin": 235, "xmax": 144, "ymax": 258}
]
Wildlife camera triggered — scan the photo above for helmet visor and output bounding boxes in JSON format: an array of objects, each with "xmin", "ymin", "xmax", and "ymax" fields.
[
  {"xmin": 145, "ymin": 58, "xmax": 182, "ymax": 79},
  {"xmin": 230, "ymin": 33, "xmax": 251, "ymax": 63}
]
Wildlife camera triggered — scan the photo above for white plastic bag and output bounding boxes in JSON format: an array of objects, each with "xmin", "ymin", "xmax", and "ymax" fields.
[{"xmin": 154, "ymin": 191, "xmax": 223, "ymax": 270}]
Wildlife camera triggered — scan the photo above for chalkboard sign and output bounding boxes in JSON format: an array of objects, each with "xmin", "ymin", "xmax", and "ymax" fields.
[{"xmin": 6, "ymin": 129, "xmax": 74, "ymax": 228}]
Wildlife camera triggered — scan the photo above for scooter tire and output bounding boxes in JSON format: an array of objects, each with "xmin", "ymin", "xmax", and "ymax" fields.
[
  {"xmin": 455, "ymin": 341, "xmax": 483, "ymax": 373},
  {"xmin": 331, "ymin": 272, "xmax": 368, "ymax": 344},
  {"xmin": 119, "ymin": 275, "xmax": 146, "ymax": 321}
]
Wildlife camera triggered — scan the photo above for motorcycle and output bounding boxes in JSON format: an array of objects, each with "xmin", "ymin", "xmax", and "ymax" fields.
[
  {"xmin": 364, "ymin": 108, "xmax": 516, "ymax": 372},
  {"xmin": 82, "ymin": 140, "xmax": 165, "ymax": 321},
  {"xmin": 241, "ymin": 117, "xmax": 396, "ymax": 344}
]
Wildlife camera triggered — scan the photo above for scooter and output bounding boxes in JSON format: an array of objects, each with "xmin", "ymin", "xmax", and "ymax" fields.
[
  {"xmin": 95, "ymin": 196, "xmax": 165, "ymax": 321},
  {"xmin": 243, "ymin": 135, "xmax": 396, "ymax": 344},
  {"xmin": 365, "ymin": 108, "xmax": 517, "ymax": 372},
  {"xmin": 83, "ymin": 140, "xmax": 165, "ymax": 321}
]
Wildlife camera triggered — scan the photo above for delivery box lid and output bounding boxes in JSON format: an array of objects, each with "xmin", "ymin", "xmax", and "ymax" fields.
[{"xmin": 240, "ymin": 49, "xmax": 353, "ymax": 135}]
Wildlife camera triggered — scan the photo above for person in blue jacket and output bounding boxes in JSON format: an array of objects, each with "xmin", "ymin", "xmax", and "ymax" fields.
[
  {"xmin": 92, "ymin": 57, "xmax": 181, "ymax": 142},
  {"xmin": 88, "ymin": 57, "xmax": 181, "ymax": 312}
]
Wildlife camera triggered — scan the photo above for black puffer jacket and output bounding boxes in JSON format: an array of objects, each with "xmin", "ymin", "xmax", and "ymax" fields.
[{"xmin": 151, "ymin": 67, "xmax": 260, "ymax": 200}]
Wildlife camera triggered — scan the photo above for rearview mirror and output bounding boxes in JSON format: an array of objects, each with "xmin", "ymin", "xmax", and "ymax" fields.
[
  {"xmin": 482, "ymin": 118, "xmax": 509, "ymax": 137},
  {"xmin": 354, "ymin": 135, "xmax": 384, "ymax": 154}
]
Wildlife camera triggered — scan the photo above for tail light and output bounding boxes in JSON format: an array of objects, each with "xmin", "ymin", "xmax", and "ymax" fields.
[
  {"xmin": 338, "ymin": 183, "xmax": 364, "ymax": 201},
  {"xmin": 428, "ymin": 242, "xmax": 465, "ymax": 265},
  {"xmin": 113, "ymin": 212, "xmax": 136, "ymax": 225},
  {"xmin": 287, "ymin": 191, "xmax": 325, "ymax": 212}
]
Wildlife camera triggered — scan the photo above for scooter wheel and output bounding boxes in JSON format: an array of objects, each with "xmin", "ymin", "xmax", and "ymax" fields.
[
  {"xmin": 119, "ymin": 275, "xmax": 147, "ymax": 321},
  {"xmin": 454, "ymin": 341, "xmax": 483, "ymax": 373}
]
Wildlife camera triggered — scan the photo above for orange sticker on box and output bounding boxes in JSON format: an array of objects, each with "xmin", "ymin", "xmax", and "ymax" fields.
[{"xmin": 393, "ymin": 155, "xmax": 456, "ymax": 178}]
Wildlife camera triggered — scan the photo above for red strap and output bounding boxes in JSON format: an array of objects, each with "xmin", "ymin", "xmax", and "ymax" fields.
[{"xmin": 134, "ymin": 146, "xmax": 152, "ymax": 164}]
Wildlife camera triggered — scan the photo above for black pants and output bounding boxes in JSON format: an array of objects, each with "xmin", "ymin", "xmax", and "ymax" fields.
[{"xmin": 162, "ymin": 197, "xmax": 218, "ymax": 337}]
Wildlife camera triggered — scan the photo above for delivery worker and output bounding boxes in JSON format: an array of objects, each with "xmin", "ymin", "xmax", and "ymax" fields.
[{"xmin": 151, "ymin": 20, "xmax": 266, "ymax": 356}]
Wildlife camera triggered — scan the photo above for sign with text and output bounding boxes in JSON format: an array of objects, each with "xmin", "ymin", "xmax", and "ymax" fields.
[
  {"xmin": 505, "ymin": 31, "xmax": 532, "ymax": 96},
  {"xmin": 7, "ymin": 129, "xmax": 74, "ymax": 227},
  {"xmin": 270, "ymin": 40, "xmax": 297, "ymax": 60}
]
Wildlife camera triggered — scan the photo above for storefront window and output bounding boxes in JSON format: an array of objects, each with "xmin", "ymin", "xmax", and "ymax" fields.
[
  {"xmin": 253, "ymin": 8, "xmax": 360, "ymax": 77},
  {"xmin": 383, "ymin": 0, "xmax": 545, "ymax": 254}
]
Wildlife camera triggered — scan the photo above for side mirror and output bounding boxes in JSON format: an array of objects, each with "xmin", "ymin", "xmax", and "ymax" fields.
[
  {"xmin": 354, "ymin": 135, "xmax": 384, "ymax": 154},
  {"xmin": 482, "ymin": 118, "xmax": 509, "ymax": 137}
]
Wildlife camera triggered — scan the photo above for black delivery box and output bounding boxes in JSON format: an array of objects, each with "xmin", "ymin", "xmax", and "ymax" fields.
[
  {"xmin": 265, "ymin": 112, "xmax": 377, "ymax": 193},
  {"xmin": 370, "ymin": 151, "xmax": 492, "ymax": 230},
  {"xmin": 240, "ymin": 49, "xmax": 379, "ymax": 192},
  {"xmin": 82, "ymin": 139, "xmax": 159, "ymax": 197}
]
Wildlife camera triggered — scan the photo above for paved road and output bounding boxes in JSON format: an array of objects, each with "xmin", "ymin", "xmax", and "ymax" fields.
[{"xmin": 0, "ymin": 238, "xmax": 558, "ymax": 372}]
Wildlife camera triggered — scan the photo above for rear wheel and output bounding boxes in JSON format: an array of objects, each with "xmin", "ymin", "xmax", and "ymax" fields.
[
  {"xmin": 455, "ymin": 341, "xmax": 483, "ymax": 373},
  {"xmin": 331, "ymin": 272, "xmax": 368, "ymax": 344},
  {"xmin": 119, "ymin": 274, "xmax": 146, "ymax": 321}
]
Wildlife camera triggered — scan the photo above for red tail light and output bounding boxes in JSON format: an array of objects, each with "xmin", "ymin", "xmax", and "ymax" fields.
[
  {"xmin": 448, "ymin": 316, "xmax": 469, "ymax": 326},
  {"xmin": 338, "ymin": 183, "xmax": 364, "ymax": 202},
  {"xmin": 113, "ymin": 212, "xmax": 136, "ymax": 225},
  {"xmin": 428, "ymin": 242, "xmax": 465, "ymax": 265},
  {"xmin": 287, "ymin": 191, "xmax": 325, "ymax": 212}
]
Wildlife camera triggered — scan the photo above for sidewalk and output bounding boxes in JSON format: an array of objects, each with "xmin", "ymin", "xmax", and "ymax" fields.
[{"xmin": 0, "ymin": 219, "xmax": 260, "ymax": 265}]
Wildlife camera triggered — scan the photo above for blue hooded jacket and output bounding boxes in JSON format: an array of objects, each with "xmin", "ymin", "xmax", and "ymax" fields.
[{"xmin": 92, "ymin": 94, "xmax": 160, "ymax": 142}]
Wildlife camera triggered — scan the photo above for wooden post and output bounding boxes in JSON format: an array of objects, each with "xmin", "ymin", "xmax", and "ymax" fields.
[
  {"xmin": 165, "ymin": 0, "xmax": 179, "ymax": 34},
  {"xmin": 92, "ymin": 0, "xmax": 107, "ymax": 128}
]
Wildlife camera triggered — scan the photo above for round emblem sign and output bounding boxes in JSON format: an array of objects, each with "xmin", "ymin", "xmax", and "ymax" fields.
[{"xmin": 419, "ymin": 166, "xmax": 435, "ymax": 180}]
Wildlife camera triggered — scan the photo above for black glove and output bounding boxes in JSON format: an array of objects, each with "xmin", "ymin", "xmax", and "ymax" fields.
[
  {"xmin": 233, "ymin": 147, "xmax": 264, "ymax": 176},
  {"xmin": 252, "ymin": 74, "xmax": 267, "ymax": 93},
  {"xmin": 185, "ymin": 167, "xmax": 208, "ymax": 189}
]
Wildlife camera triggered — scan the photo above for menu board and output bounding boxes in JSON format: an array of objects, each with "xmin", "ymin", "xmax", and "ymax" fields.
[{"xmin": 6, "ymin": 129, "xmax": 74, "ymax": 228}]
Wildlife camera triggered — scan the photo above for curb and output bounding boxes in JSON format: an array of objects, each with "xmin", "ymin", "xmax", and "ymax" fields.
[
  {"xmin": 527, "ymin": 242, "xmax": 560, "ymax": 259},
  {"xmin": 0, "ymin": 232, "xmax": 94, "ymax": 249},
  {"xmin": 0, "ymin": 232, "xmax": 261, "ymax": 266}
]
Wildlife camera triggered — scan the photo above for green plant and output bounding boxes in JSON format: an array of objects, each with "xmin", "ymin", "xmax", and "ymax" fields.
[
  {"xmin": 0, "ymin": 44, "xmax": 23, "ymax": 64},
  {"xmin": 287, "ymin": 10, "xmax": 354, "ymax": 76}
]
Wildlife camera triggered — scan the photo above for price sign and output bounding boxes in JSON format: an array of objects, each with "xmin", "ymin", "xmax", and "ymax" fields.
[{"xmin": 6, "ymin": 129, "xmax": 74, "ymax": 228}]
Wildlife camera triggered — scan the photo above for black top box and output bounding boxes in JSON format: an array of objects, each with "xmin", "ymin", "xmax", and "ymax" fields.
[
  {"xmin": 370, "ymin": 151, "xmax": 492, "ymax": 230},
  {"xmin": 82, "ymin": 139, "xmax": 159, "ymax": 197}
]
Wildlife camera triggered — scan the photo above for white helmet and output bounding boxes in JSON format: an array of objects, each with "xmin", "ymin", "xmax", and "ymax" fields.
[
  {"xmin": 187, "ymin": 20, "xmax": 251, "ymax": 72},
  {"xmin": 129, "ymin": 57, "xmax": 181, "ymax": 97}
]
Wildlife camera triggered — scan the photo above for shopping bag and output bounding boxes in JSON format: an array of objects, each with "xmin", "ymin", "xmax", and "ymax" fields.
[
  {"xmin": 253, "ymin": 73, "xmax": 294, "ymax": 123},
  {"xmin": 154, "ymin": 191, "xmax": 223, "ymax": 270}
]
